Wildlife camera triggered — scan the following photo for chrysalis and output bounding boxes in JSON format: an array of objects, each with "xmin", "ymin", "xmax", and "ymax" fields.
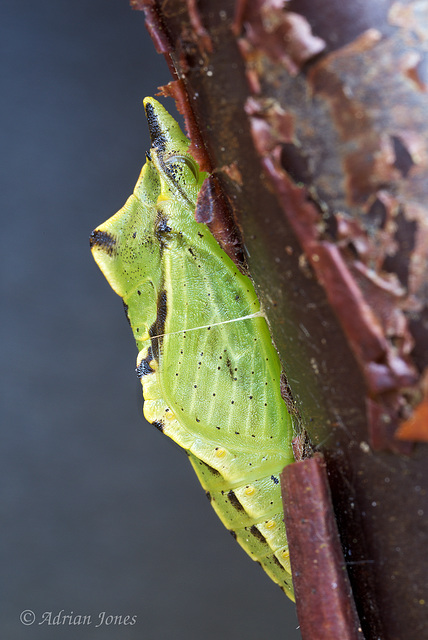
[{"xmin": 90, "ymin": 98, "xmax": 295, "ymax": 599}]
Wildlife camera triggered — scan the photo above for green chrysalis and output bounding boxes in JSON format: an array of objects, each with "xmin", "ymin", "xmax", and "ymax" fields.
[{"xmin": 90, "ymin": 98, "xmax": 295, "ymax": 600}]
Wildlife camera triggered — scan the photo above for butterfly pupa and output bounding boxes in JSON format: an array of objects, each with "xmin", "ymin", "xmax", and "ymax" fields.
[{"xmin": 90, "ymin": 97, "xmax": 295, "ymax": 600}]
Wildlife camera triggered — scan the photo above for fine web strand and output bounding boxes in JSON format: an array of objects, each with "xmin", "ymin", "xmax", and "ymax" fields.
[{"xmin": 150, "ymin": 311, "xmax": 265, "ymax": 340}]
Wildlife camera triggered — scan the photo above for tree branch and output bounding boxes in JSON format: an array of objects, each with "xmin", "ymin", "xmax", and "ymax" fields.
[{"xmin": 132, "ymin": 1, "xmax": 428, "ymax": 638}]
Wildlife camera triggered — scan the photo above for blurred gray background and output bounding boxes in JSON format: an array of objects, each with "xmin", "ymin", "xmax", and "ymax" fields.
[{"xmin": 1, "ymin": 1, "xmax": 300, "ymax": 638}]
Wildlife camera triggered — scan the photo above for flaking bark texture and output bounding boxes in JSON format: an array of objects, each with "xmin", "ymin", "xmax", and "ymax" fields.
[{"xmin": 132, "ymin": 1, "xmax": 428, "ymax": 638}]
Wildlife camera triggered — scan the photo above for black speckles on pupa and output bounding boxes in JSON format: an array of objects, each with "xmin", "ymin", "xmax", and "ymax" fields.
[
  {"xmin": 136, "ymin": 348, "xmax": 155, "ymax": 378},
  {"xmin": 144, "ymin": 101, "xmax": 167, "ymax": 152},
  {"xmin": 89, "ymin": 229, "xmax": 116, "ymax": 255},
  {"xmin": 196, "ymin": 459, "xmax": 222, "ymax": 478},
  {"xmin": 154, "ymin": 215, "xmax": 174, "ymax": 253},
  {"xmin": 123, "ymin": 301, "xmax": 131, "ymax": 326},
  {"xmin": 226, "ymin": 356, "xmax": 236, "ymax": 380},
  {"xmin": 152, "ymin": 420, "xmax": 165, "ymax": 433},
  {"xmin": 249, "ymin": 525, "xmax": 268, "ymax": 545},
  {"xmin": 155, "ymin": 213, "xmax": 172, "ymax": 245},
  {"xmin": 227, "ymin": 490, "xmax": 246, "ymax": 513},
  {"xmin": 149, "ymin": 290, "xmax": 167, "ymax": 360}
]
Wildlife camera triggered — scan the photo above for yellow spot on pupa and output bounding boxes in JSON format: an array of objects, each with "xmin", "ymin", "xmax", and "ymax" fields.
[
  {"xmin": 149, "ymin": 359, "xmax": 158, "ymax": 371},
  {"xmin": 215, "ymin": 448, "xmax": 227, "ymax": 459},
  {"xmin": 245, "ymin": 486, "xmax": 255, "ymax": 496},
  {"xmin": 157, "ymin": 194, "xmax": 170, "ymax": 204},
  {"xmin": 165, "ymin": 411, "xmax": 175, "ymax": 421},
  {"xmin": 266, "ymin": 520, "xmax": 276, "ymax": 530},
  {"xmin": 281, "ymin": 548, "xmax": 290, "ymax": 560}
]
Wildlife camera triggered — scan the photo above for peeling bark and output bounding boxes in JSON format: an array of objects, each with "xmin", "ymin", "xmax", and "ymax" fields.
[
  {"xmin": 131, "ymin": 1, "xmax": 428, "ymax": 638},
  {"xmin": 281, "ymin": 455, "xmax": 364, "ymax": 640}
]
